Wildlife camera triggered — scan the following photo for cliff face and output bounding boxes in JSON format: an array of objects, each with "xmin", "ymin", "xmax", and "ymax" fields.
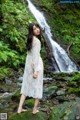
[{"xmin": 32, "ymin": 0, "xmax": 80, "ymax": 67}]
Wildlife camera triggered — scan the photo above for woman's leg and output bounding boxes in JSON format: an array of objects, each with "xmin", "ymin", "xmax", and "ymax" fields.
[
  {"xmin": 17, "ymin": 94, "xmax": 26, "ymax": 113},
  {"xmin": 32, "ymin": 98, "xmax": 39, "ymax": 114}
]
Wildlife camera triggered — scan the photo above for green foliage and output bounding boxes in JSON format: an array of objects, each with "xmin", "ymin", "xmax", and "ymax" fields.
[
  {"xmin": 25, "ymin": 99, "xmax": 34, "ymax": 107},
  {"xmin": 0, "ymin": 67, "xmax": 11, "ymax": 80},
  {"xmin": 0, "ymin": 0, "xmax": 35, "ymax": 70},
  {"xmin": 0, "ymin": 41, "xmax": 25, "ymax": 68},
  {"xmin": 67, "ymin": 72, "xmax": 80, "ymax": 94},
  {"xmin": 1, "ymin": 0, "xmax": 34, "ymax": 52},
  {"xmin": 70, "ymin": 72, "xmax": 80, "ymax": 81},
  {"xmin": 41, "ymin": 45, "xmax": 48, "ymax": 66},
  {"xmin": 68, "ymin": 87, "xmax": 80, "ymax": 94}
]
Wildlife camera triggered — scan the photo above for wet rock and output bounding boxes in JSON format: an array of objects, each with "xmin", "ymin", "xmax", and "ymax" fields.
[
  {"xmin": 64, "ymin": 76, "xmax": 72, "ymax": 81},
  {"xmin": 43, "ymin": 77, "xmax": 52, "ymax": 81},
  {"xmin": 75, "ymin": 104, "xmax": 80, "ymax": 120},
  {"xmin": 18, "ymin": 76, "xmax": 23, "ymax": 82},
  {"xmin": 11, "ymin": 89, "xmax": 21, "ymax": 102},
  {"xmin": 49, "ymin": 101, "xmax": 80, "ymax": 120},
  {"xmin": 56, "ymin": 89, "xmax": 65, "ymax": 95},
  {"xmin": 55, "ymin": 95, "xmax": 68, "ymax": 103},
  {"xmin": 0, "ymin": 88, "xmax": 5, "ymax": 93},
  {"xmin": 5, "ymin": 78, "xmax": 12, "ymax": 85},
  {"xmin": 0, "ymin": 89, "xmax": 19, "ymax": 99},
  {"xmin": 52, "ymin": 99, "xmax": 59, "ymax": 105},
  {"xmin": 17, "ymin": 82, "xmax": 22, "ymax": 86},
  {"xmin": 0, "ymin": 92, "xmax": 11, "ymax": 98},
  {"xmin": 0, "ymin": 103, "xmax": 4, "ymax": 108},
  {"xmin": 0, "ymin": 102, "xmax": 9, "ymax": 108},
  {"xmin": 43, "ymin": 85, "xmax": 58, "ymax": 99}
]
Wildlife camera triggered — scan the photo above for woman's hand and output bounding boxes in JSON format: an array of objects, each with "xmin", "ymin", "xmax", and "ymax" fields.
[{"xmin": 33, "ymin": 71, "xmax": 39, "ymax": 79}]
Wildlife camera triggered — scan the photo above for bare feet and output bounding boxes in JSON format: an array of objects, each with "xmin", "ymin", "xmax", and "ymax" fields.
[
  {"xmin": 32, "ymin": 107, "xmax": 39, "ymax": 114},
  {"xmin": 17, "ymin": 107, "xmax": 27, "ymax": 114}
]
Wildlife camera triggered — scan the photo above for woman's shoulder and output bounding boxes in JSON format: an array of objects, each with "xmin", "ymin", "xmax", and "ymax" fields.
[{"xmin": 33, "ymin": 36, "xmax": 40, "ymax": 45}]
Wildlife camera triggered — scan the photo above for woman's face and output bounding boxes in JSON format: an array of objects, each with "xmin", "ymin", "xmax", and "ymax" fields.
[{"xmin": 33, "ymin": 25, "xmax": 40, "ymax": 36}]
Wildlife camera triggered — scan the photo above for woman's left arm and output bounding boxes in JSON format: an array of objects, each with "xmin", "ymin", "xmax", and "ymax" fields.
[{"xmin": 32, "ymin": 40, "xmax": 41, "ymax": 73}]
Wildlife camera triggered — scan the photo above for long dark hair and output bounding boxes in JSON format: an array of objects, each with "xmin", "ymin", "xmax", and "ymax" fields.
[{"xmin": 26, "ymin": 23, "xmax": 41, "ymax": 51}]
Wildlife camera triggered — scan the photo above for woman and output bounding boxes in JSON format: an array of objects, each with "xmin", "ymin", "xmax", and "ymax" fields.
[{"xmin": 17, "ymin": 23, "xmax": 44, "ymax": 114}]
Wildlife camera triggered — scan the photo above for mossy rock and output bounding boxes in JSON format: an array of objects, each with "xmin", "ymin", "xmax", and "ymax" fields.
[
  {"xmin": 67, "ymin": 87, "xmax": 80, "ymax": 95},
  {"xmin": 43, "ymin": 85, "xmax": 58, "ymax": 99},
  {"xmin": 11, "ymin": 89, "xmax": 21, "ymax": 102},
  {"xmin": 70, "ymin": 72, "xmax": 80, "ymax": 81},
  {"xmin": 9, "ymin": 110, "xmax": 47, "ymax": 120},
  {"xmin": 25, "ymin": 98, "xmax": 34, "ymax": 108},
  {"xmin": 49, "ymin": 101, "xmax": 79, "ymax": 120},
  {"xmin": 67, "ymin": 81, "xmax": 77, "ymax": 87}
]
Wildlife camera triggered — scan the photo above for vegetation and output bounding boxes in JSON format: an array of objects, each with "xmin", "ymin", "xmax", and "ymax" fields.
[
  {"xmin": 0, "ymin": 0, "xmax": 48, "ymax": 79},
  {"xmin": 0, "ymin": 0, "xmax": 35, "ymax": 78}
]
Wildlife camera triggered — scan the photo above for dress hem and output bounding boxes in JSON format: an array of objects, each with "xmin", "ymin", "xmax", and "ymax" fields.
[{"xmin": 20, "ymin": 92, "xmax": 42, "ymax": 99}]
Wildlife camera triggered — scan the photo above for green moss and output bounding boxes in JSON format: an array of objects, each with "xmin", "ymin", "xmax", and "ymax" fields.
[
  {"xmin": 11, "ymin": 89, "xmax": 21, "ymax": 103},
  {"xmin": 0, "ymin": 67, "xmax": 12, "ymax": 80},
  {"xmin": 25, "ymin": 99, "xmax": 34, "ymax": 108},
  {"xmin": 67, "ymin": 87, "xmax": 80, "ymax": 95},
  {"xmin": 70, "ymin": 72, "xmax": 80, "ymax": 81},
  {"xmin": 9, "ymin": 110, "xmax": 47, "ymax": 120},
  {"xmin": 49, "ymin": 102, "xmax": 77, "ymax": 120},
  {"xmin": 67, "ymin": 81, "xmax": 77, "ymax": 87}
]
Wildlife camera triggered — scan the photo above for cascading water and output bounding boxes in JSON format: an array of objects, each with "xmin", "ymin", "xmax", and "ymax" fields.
[{"xmin": 27, "ymin": 0, "xmax": 79, "ymax": 72}]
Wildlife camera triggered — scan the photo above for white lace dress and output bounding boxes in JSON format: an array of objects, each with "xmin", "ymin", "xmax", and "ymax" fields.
[{"xmin": 20, "ymin": 36, "xmax": 44, "ymax": 99}]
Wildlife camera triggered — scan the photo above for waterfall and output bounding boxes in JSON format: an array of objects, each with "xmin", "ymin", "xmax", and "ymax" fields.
[{"xmin": 27, "ymin": 0, "xmax": 79, "ymax": 72}]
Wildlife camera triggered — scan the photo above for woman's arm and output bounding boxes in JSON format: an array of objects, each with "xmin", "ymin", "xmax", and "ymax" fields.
[{"xmin": 32, "ymin": 39, "xmax": 41, "ymax": 73}]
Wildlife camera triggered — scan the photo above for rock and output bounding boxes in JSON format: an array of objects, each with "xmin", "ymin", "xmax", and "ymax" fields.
[
  {"xmin": 18, "ymin": 76, "xmax": 23, "ymax": 82},
  {"xmin": 43, "ymin": 85, "xmax": 58, "ymax": 99},
  {"xmin": 0, "ymin": 103, "xmax": 4, "ymax": 108},
  {"xmin": 67, "ymin": 81, "xmax": 77, "ymax": 87},
  {"xmin": 0, "ymin": 92, "xmax": 11, "ymax": 98},
  {"xmin": 0, "ymin": 102, "xmax": 9, "ymax": 108},
  {"xmin": 64, "ymin": 76, "xmax": 72, "ymax": 81},
  {"xmin": 11, "ymin": 89, "xmax": 21, "ymax": 102},
  {"xmin": 0, "ymin": 88, "xmax": 5, "ymax": 93},
  {"xmin": 49, "ymin": 101, "xmax": 80, "ymax": 120},
  {"xmin": 52, "ymin": 99, "xmax": 59, "ymax": 105},
  {"xmin": 56, "ymin": 89, "xmax": 65, "ymax": 95},
  {"xmin": 17, "ymin": 82, "xmax": 22, "ymax": 86},
  {"xmin": 25, "ymin": 99, "xmax": 34, "ymax": 108},
  {"xmin": 5, "ymin": 78, "xmax": 12, "ymax": 85},
  {"xmin": 9, "ymin": 110, "xmax": 47, "ymax": 120},
  {"xmin": 75, "ymin": 104, "xmax": 80, "ymax": 120},
  {"xmin": 43, "ymin": 77, "xmax": 52, "ymax": 81},
  {"xmin": 55, "ymin": 96, "xmax": 68, "ymax": 103},
  {"xmin": 0, "ymin": 88, "xmax": 20, "ymax": 99}
]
